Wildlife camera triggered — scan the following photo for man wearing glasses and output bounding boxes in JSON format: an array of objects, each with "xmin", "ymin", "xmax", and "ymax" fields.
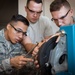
[
  {"xmin": 19, "ymin": 0, "xmax": 53, "ymax": 75},
  {"xmin": 23, "ymin": 0, "xmax": 53, "ymax": 54},
  {"xmin": 33, "ymin": 0, "xmax": 75, "ymax": 74},
  {"xmin": 0, "ymin": 14, "xmax": 34, "ymax": 75},
  {"xmin": 50, "ymin": 0, "xmax": 75, "ymax": 27}
]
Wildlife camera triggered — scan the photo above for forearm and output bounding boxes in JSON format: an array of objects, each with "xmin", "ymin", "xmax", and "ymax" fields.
[
  {"xmin": 24, "ymin": 43, "xmax": 36, "ymax": 52},
  {"xmin": 22, "ymin": 36, "xmax": 36, "ymax": 52}
]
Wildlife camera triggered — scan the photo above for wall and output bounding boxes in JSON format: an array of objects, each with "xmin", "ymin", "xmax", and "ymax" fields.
[
  {"xmin": 18, "ymin": 0, "xmax": 26, "ymax": 17},
  {"xmin": 0, "ymin": 0, "xmax": 18, "ymax": 29},
  {"xmin": 18, "ymin": 0, "xmax": 75, "ymax": 33}
]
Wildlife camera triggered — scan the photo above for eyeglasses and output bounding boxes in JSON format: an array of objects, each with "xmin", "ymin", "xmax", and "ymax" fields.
[
  {"xmin": 10, "ymin": 24, "xmax": 27, "ymax": 36},
  {"xmin": 51, "ymin": 9, "xmax": 70, "ymax": 21},
  {"xmin": 27, "ymin": 7, "xmax": 42, "ymax": 15}
]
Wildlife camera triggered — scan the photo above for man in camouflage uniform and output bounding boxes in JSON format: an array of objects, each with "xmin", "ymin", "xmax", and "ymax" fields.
[{"xmin": 0, "ymin": 14, "xmax": 33, "ymax": 75}]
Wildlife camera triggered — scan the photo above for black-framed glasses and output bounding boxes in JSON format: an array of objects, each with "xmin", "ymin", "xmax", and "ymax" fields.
[
  {"xmin": 27, "ymin": 7, "xmax": 42, "ymax": 15},
  {"xmin": 51, "ymin": 9, "xmax": 70, "ymax": 21},
  {"xmin": 10, "ymin": 24, "xmax": 27, "ymax": 36}
]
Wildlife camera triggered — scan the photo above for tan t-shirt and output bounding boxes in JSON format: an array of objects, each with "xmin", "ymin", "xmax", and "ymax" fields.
[{"xmin": 27, "ymin": 16, "xmax": 53, "ymax": 44}]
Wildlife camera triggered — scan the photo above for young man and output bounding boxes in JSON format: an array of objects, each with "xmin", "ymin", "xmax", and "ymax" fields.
[
  {"xmin": 35, "ymin": 0, "xmax": 75, "ymax": 74},
  {"xmin": 23, "ymin": 0, "xmax": 53, "ymax": 56},
  {"xmin": 0, "ymin": 14, "xmax": 33, "ymax": 75},
  {"xmin": 20, "ymin": 0, "xmax": 53, "ymax": 75},
  {"xmin": 25, "ymin": 0, "xmax": 53, "ymax": 43},
  {"xmin": 50, "ymin": 0, "xmax": 75, "ymax": 27}
]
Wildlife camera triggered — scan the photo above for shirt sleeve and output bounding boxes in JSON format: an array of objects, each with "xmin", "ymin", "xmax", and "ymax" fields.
[{"xmin": 0, "ymin": 43, "xmax": 13, "ymax": 72}]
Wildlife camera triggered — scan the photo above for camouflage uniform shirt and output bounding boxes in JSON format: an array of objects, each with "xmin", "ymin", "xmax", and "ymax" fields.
[{"xmin": 0, "ymin": 29, "xmax": 26, "ymax": 73}]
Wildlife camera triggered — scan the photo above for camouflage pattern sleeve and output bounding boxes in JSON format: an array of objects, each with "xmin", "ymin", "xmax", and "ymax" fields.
[{"xmin": 0, "ymin": 43, "xmax": 12, "ymax": 72}]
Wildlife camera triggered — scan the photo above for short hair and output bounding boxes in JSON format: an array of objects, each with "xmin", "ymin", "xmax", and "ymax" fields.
[
  {"xmin": 26, "ymin": 0, "xmax": 42, "ymax": 7},
  {"xmin": 10, "ymin": 14, "xmax": 29, "ymax": 26},
  {"xmin": 50, "ymin": 0, "xmax": 71, "ymax": 12}
]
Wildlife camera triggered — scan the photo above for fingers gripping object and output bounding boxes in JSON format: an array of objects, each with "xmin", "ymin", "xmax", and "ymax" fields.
[{"xmin": 24, "ymin": 42, "xmax": 39, "ymax": 58}]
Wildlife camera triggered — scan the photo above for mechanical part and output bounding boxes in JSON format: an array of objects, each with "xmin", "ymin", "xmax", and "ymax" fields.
[
  {"xmin": 38, "ymin": 25, "xmax": 75, "ymax": 75},
  {"xmin": 49, "ymin": 35, "xmax": 67, "ymax": 74},
  {"xmin": 38, "ymin": 31, "xmax": 67, "ymax": 75},
  {"xmin": 57, "ymin": 30, "xmax": 66, "ymax": 36},
  {"xmin": 38, "ymin": 36, "xmax": 58, "ymax": 75}
]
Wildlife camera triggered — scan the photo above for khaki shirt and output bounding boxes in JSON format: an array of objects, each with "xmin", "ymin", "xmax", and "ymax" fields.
[{"xmin": 27, "ymin": 16, "xmax": 53, "ymax": 44}]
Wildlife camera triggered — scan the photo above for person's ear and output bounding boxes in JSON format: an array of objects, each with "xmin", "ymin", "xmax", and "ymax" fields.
[
  {"xmin": 70, "ymin": 9, "xmax": 74, "ymax": 16},
  {"xmin": 6, "ymin": 24, "xmax": 11, "ymax": 30},
  {"xmin": 25, "ymin": 6, "xmax": 27, "ymax": 12}
]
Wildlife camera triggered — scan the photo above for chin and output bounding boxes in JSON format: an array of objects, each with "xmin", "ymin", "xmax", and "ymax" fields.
[
  {"xmin": 11, "ymin": 41, "xmax": 17, "ymax": 44},
  {"xmin": 32, "ymin": 21, "xmax": 37, "ymax": 23}
]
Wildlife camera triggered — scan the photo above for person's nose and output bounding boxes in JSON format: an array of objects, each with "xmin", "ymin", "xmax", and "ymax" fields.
[
  {"xmin": 33, "ymin": 12, "xmax": 37, "ymax": 17},
  {"xmin": 18, "ymin": 33, "xmax": 23, "ymax": 39},
  {"xmin": 57, "ymin": 19, "xmax": 63, "ymax": 27}
]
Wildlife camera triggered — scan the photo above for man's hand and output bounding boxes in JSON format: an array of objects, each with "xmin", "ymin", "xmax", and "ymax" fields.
[
  {"xmin": 32, "ymin": 40, "xmax": 46, "ymax": 56},
  {"xmin": 32, "ymin": 46, "xmax": 39, "ymax": 56},
  {"xmin": 10, "ymin": 55, "xmax": 33, "ymax": 69}
]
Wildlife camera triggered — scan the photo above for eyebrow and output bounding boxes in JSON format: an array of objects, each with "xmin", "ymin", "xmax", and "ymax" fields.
[
  {"xmin": 10, "ymin": 24, "xmax": 27, "ymax": 36},
  {"xmin": 27, "ymin": 7, "xmax": 42, "ymax": 13},
  {"xmin": 59, "ymin": 9, "xmax": 70, "ymax": 19},
  {"xmin": 10, "ymin": 24, "xmax": 22, "ymax": 31},
  {"xmin": 51, "ymin": 9, "xmax": 70, "ymax": 21}
]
